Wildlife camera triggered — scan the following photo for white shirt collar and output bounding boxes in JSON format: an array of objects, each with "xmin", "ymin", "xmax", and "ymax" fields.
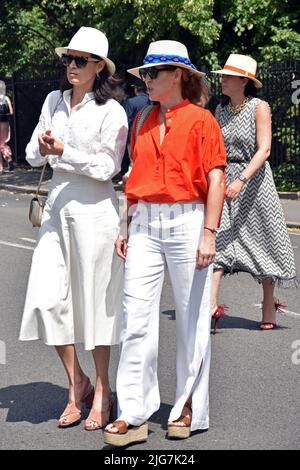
[{"xmin": 63, "ymin": 89, "xmax": 95, "ymax": 114}]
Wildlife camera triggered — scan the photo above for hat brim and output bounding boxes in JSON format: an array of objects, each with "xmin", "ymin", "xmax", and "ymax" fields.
[
  {"xmin": 211, "ymin": 69, "xmax": 262, "ymax": 88},
  {"xmin": 127, "ymin": 62, "xmax": 205, "ymax": 78},
  {"xmin": 55, "ymin": 47, "xmax": 116, "ymax": 75}
]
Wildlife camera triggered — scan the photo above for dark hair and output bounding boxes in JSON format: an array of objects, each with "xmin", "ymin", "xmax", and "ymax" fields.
[
  {"xmin": 244, "ymin": 78, "xmax": 258, "ymax": 97},
  {"xmin": 181, "ymin": 69, "xmax": 210, "ymax": 107},
  {"xmin": 134, "ymin": 82, "xmax": 147, "ymax": 93},
  {"xmin": 60, "ymin": 54, "xmax": 123, "ymax": 105},
  {"xmin": 221, "ymin": 77, "xmax": 258, "ymax": 107}
]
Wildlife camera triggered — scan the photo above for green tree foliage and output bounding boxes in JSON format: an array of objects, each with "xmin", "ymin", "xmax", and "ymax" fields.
[{"xmin": 0, "ymin": 0, "xmax": 299, "ymax": 76}]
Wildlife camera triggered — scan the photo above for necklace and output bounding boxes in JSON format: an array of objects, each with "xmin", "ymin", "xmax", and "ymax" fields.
[{"xmin": 228, "ymin": 97, "xmax": 250, "ymax": 114}]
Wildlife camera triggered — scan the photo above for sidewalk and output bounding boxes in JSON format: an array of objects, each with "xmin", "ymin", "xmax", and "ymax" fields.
[{"xmin": 0, "ymin": 166, "xmax": 299, "ymax": 228}]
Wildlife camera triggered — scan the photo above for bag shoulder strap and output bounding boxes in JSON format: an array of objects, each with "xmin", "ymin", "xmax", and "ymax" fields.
[
  {"xmin": 215, "ymin": 104, "xmax": 221, "ymax": 121},
  {"xmin": 50, "ymin": 93, "xmax": 63, "ymax": 120},
  {"xmin": 35, "ymin": 161, "xmax": 47, "ymax": 198},
  {"xmin": 134, "ymin": 104, "xmax": 154, "ymax": 144},
  {"xmin": 35, "ymin": 94, "xmax": 62, "ymax": 198}
]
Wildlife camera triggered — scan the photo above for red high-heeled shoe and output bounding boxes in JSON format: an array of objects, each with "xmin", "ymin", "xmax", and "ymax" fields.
[
  {"xmin": 260, "ymin": 299, "xmax": 286, "ymax": 330},
  {"xmin": 211, "ymin": 304, "xmax": 228, "ymax": 333}
]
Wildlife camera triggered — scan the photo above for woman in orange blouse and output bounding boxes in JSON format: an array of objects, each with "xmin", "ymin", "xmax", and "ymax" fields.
[{"xmin": 104, "ymin": 40, "xmax": 226, "ymax": 447}]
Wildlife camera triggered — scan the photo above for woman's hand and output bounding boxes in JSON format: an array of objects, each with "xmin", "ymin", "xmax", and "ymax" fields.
[
  {"xmin": 38, "ymin": 130, "xmax": 64, "ymax": 157},
  {"xmin": 115, "ymin": 233, "xmax": 128, "ymax": 260},
  {"xmin": 196, "ymin": 232, "xmax": 216, "ymax": 270},
  {"xmin": 226, "ymin": 178, "xmax": 245, "ymax": 200}
]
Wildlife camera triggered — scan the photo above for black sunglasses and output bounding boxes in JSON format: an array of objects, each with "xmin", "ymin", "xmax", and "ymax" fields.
[
  {"xmin": 139, "ymin": 66, "xmax": 177, "ymax": 81},
  {"xmin": 61, "ymin": 54, "xmax": 101, "ymax": 69}
]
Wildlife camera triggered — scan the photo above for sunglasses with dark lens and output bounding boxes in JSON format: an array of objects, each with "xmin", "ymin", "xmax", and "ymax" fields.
[
  {"xmin": 61, "ymin": 54, "xmax": 101, "ymax": 69},
  {"xmin": 139, "ymin": 66, "xmax": 177, "ymax": 81}
]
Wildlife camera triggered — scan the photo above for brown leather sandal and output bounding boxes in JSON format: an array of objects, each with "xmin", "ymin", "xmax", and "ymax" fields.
[
  {"xmin": 103, "ymin": 420, "xmax": 148, "ymax": 447},
  {"xmin": 167, "ymin": 402, "xmax": 192, "ymax": 439}
]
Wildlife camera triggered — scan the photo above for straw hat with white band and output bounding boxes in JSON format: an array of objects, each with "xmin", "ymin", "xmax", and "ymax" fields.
[
  {"xmin": 212, "ymin": 54, "xmax": 262, "ymax": 88},
  {"xmin": 55, "ymin": 27, "xmax": 116, "ymax": 75},
  {"xmin": 127, "ymin": 40, "xmax": 205, "ymax": 78}
]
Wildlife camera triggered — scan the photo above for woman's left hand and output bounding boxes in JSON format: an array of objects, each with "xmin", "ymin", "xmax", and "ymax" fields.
[
  {"xmin": 226, "ymin": 178, "xmax": 245, "ymax": 200},
  {"xmin": 196, "ymin": 233, "xmax": 216, "ymax": 270}
]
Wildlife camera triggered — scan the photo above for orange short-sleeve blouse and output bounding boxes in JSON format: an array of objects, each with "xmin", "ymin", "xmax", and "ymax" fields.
[{"xmin": 125, "ymin": 99, "xmax": 226, "ymax": 203}]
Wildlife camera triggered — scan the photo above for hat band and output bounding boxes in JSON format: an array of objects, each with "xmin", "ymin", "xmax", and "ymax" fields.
[
  {"xmin": 143, "ymin": 54, "xmax": 196, "ymax": 70},
  {"xmin": 223, "ymin": 64, "xmax": 256, "ymax": 78}
]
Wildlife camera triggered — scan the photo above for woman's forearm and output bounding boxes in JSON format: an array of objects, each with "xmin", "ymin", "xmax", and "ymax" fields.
[
  {"xmin": 204, "ymin": 169, "xmax": 225, "ymax": 229},
  {"xmin": 240, "ymin": 147, "xmax": 271, "ymax": 181}
]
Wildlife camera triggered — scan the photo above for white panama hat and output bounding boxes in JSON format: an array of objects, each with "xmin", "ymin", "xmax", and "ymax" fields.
[
  {"xmin": 212, "ymin": 53, "xmax": 262, "ymax": 88},
  {"xmin": 55, "ymin": 27, "xmax": 116, "ymax": 75},
  {"xmin": 127, "ymin": 40, "xmax": 205, "ymax": 78}
]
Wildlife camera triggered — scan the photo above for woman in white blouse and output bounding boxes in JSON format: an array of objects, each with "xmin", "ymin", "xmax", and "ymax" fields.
[{"xmin": 19, "ymin": 27, "xmax": 128, "ymax": 430}]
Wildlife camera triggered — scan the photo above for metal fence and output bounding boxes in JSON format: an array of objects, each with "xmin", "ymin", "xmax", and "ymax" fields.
[
  {"xmin": 2, "ymin": 59, "xmax": 300, "ymax": 189},
  {"xmin": 1, "ymin": 71, "xmax": 61, "ymax": 164}
]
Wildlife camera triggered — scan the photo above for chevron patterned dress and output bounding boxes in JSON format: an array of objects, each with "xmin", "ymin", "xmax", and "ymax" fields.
[{"xmin": 214, "ymin": 97, "xmax": 297, "ymax": 287}]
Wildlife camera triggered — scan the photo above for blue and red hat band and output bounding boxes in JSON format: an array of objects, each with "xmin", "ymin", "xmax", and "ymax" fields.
[{"xmin": 143, "ymin": 54, "xmax": 197, "ymax": 70}]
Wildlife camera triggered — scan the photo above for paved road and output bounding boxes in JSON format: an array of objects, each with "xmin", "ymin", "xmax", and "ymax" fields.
[{"xmin": 0, "ymin": 191, "xmax": 299, "ymax": 450}]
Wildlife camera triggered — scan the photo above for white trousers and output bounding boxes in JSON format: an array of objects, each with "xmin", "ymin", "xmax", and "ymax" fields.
[{"xmin": 116, "ymin": 201, "xmax": 212, "ymax": 431}]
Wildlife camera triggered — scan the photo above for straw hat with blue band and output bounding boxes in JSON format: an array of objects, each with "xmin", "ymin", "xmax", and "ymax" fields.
[{"xmin": 127, "ymin": 40, "xmax": 205, "ymax": 78}]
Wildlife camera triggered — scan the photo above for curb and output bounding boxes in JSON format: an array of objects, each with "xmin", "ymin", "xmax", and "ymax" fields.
[
  {"xmin": 0, "ymin": 185, "xmax": 299, "ymax": 227},
  {"xmin": 2, "ymin": 184, "xmax": 298, "ymax": 198},
  {"xmin": 278, "ymin": 192, "xmax": 300, "ymax": 200},
  {"xmin": 0, "ymin": 184, "xmax": 48, "ymax": 195},
  {"xmin": 287, "ymin": 222, "xmax": 300, "ymax": 230},
  {"xmin": 0, "ymin": 183, "xmax": 123, "ymax": 195}
]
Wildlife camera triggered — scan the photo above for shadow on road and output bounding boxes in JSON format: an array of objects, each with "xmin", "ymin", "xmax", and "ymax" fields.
[
  {"xmin": 0, "ymin": 382, "xmax": 67, "ymax": 424},
  {"xmin": 162, "ymin": 310, "xmax": 288, "ymax": 331}
]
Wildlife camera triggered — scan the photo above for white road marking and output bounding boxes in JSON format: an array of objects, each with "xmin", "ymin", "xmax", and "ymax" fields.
[
  {"xmin": 253, "ymin": 304, "xmax": 300, "ymax": 319},
  {"xmin": 19, "ymin": 237, "xmax": 36, "ymax": 244},
  {"xmin": 0, "ymin": 240, "xmax": 34, "ymax": 251}
]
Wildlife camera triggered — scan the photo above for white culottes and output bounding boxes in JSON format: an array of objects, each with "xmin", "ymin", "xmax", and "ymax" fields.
[
  {"xmin": 116, "ymin": 201, "xmax": 212, "ymax": 431},
  {"xmin": 19, "ymin": 170, "xmax": 123, "ymax": 350}
]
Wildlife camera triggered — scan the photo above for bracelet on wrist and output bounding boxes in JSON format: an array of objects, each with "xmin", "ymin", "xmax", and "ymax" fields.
[{"xmin": 204, "ymin": 226, "xmax": 218, "ymax": 235}]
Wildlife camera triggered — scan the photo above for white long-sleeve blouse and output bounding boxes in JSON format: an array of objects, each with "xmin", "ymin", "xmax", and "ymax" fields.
[{"xmin": 26, "ymin": 89, "xmax": 128, "ymax": 181}]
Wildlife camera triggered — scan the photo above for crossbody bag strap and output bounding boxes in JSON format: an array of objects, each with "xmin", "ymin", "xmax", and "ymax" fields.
[
  {"xmin": 35, "ymin": 95, "xmax": 63, "ymax": 199},
  {"xmin": 134, "ymin": 104, "xmax": 154, "ymax": 144},
  {"xmin": 35, "ymin": 160, "xmax": 47, "ymax": 198}
]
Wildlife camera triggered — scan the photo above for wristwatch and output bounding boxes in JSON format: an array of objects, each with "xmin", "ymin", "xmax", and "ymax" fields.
[{"xmin": 238, "ymin": 174, "xmax": 248, "ymax": 184}]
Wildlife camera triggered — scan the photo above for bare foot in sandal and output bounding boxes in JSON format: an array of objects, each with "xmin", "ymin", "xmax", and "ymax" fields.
[
  {"xmin": 58, "ymin": 376, "xmax": 94, "ymax": 428},
  {"xmin": 168, "ymin": 402, "xmax": 192, "ymax": 439},
  {"xmin": 103, "ymin": 420, "xmax": 148, "ymax": 447}
]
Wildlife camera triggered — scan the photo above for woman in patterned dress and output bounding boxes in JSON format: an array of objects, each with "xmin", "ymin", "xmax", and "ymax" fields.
[{"xmin": 211, "ymin": 54, "xmax": 297, "ymax": 331}]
